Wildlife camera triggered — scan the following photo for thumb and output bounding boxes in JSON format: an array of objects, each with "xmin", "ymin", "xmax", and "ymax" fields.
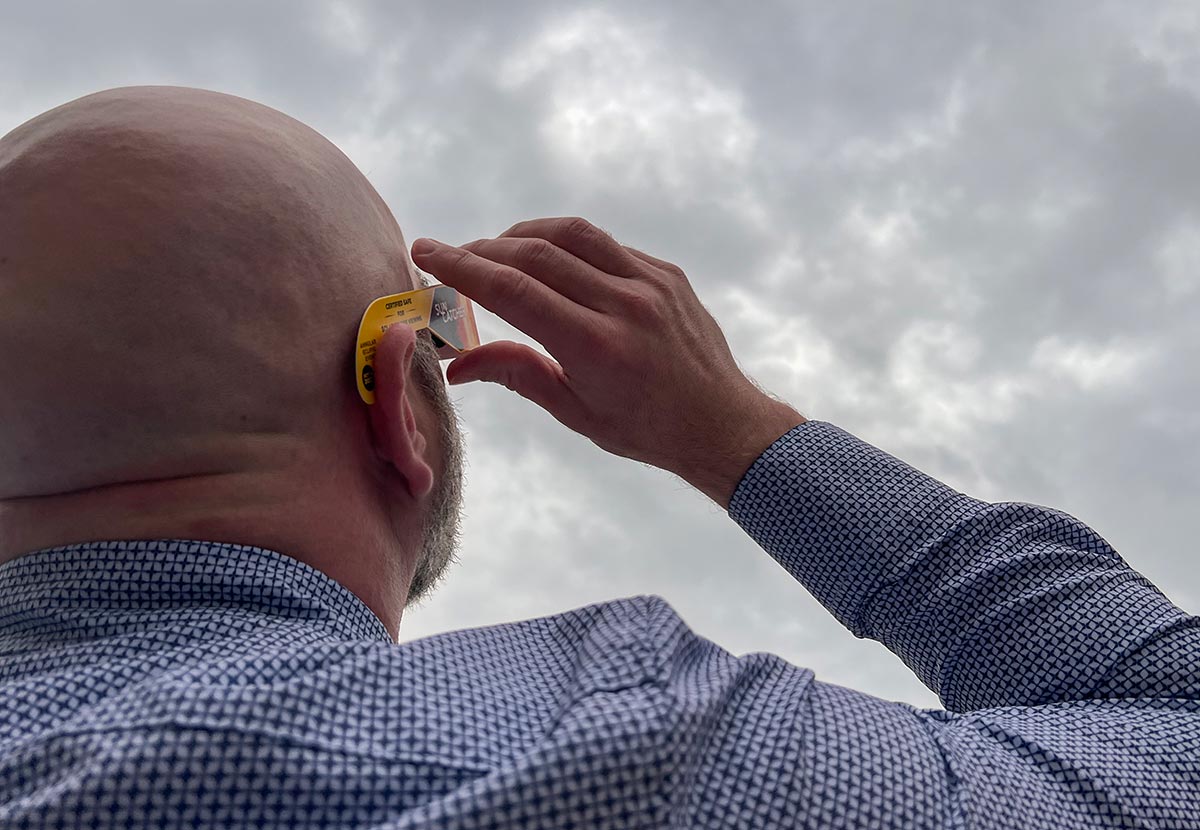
[{"xmin": 447, "ymin": 339, "xmax": 570, "ymax": 405}]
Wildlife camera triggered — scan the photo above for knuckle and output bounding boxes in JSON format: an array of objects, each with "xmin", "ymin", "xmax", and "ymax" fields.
[
  {"xmin": 609, "ymin": 280, "xmax": 644, "ymax": 307},
  {"xmin": 650, "ymin": 274, "xmax": 682, "ymax": 298},
  {"xmin": 514, "ymin": 237, "xmax": 556, "ymax": 269},
  {"xmin": 487, "ymin": 265, "xmax": 526, "ymax": 303},
  {"xmin": 557, "ymin": 216, "xmax": 597, "ymax": 243},
  {"xmin": 499, "ymin": 220, "xmax": 533, "ymax": 238},
  {"xmin": 636, "ymin": 255, "xmax": 684, "ymax": 281},
  {"xmin": 580, "ymin": 319, "xmax": 618, "ymax": 361},
  {"xmin": 446, "ymin": 245, "xmax": 473, "ymax": 264},
  {"xmin": 635, "ymin": 261, "xmax": 684, "ymax": 295},
  {"xmin": 613, "ymin": 282, "xmax": 662, "ymax": 322},
  {"xmin": 660, "ymin": 261, "xmax": 686, "ymax": 279}
]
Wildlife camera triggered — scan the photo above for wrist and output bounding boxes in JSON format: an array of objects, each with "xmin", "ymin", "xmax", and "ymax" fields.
[{"xmin": 686, "ymin": 400, "xmax": 807, "ymax": 510}]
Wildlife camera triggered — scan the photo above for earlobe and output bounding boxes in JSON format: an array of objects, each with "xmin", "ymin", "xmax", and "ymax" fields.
[{"xmin": 367, "ymin": 325, "xmax": 436, "ymax": 500}]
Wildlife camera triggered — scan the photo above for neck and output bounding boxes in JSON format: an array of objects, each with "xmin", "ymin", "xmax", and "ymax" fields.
[{"xmin": 0, "ymin": 462, "xmax": 413, "ymax": 642}]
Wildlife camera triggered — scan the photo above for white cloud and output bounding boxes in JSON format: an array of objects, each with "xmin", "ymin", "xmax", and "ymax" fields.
[
  {"xmin": 842, "ymin": 201, "xmax": 921, "ymax": 253},
  {"xmin": 887, "ymin": 320, "xmax": 1034, "ymax": 440},
  {"xmin": 315, "ymin": 1, "xmax": 371, "ymax": 56},
  {"xmin": 335, "ymin": 119, "xmax": 449, "ymax": 194},
  {"xmin": 497, "ymin": 8, "xmax": 758, "ymax": 198},
  {"xmin": 1030, "ymin": 334, "xmax": 1159, "ymax": 391},
  {"xmin": 1130, "ymin": 1, "xmax": 1200, "ymax": 100},
  {"xmin": 834, "ymin": 72, "xmax": 969, "ymax": 168},
  {"xmin": 1027, "ymin": 185, "xmax": 1097, "ymax": 233}
]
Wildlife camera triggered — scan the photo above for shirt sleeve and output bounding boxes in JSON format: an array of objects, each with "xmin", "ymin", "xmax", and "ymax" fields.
[{"xmin": 727, "ymin": 419, "xmax": 1200, "ymax": 712}]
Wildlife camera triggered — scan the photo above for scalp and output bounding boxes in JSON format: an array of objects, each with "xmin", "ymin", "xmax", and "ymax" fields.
[{"xmin": 0, "ymin": 87, "xmax": 415, "ymax": 499}]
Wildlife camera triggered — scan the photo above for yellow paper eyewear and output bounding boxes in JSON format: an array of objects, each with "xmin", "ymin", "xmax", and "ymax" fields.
[{"xmin": 355, "ymin": 284, "xmax": 481, "ymax": 405}]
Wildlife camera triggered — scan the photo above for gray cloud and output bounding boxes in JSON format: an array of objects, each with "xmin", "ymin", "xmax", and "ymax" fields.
[{"xmin": 4, "ymin": 0, "xmax": 1198, "ymax": 707}]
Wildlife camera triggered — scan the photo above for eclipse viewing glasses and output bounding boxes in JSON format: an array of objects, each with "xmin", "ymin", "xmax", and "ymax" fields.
[{"xmin": 355, "ymin": 283, "xmax": 481, "ymax": 405}]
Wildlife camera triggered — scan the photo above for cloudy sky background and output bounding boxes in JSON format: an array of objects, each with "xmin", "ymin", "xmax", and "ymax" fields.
[{"xmin": 5, "ymin": 1, "xmax": 1200, "ymax": 708}]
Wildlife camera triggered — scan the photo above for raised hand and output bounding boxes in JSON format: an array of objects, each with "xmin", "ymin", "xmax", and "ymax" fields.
[{"xmin": 410, "ymin": 217, "xmax": 805, "ymax": 508}]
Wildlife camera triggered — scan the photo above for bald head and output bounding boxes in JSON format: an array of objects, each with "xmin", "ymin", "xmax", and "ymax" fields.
[
  {"xmin": 0, "ymin": 85, "xmax": 426, "ymax": 496},
  {"xmin": 0, "ymin": 87, "xmax": 465, "ymax": 628}
]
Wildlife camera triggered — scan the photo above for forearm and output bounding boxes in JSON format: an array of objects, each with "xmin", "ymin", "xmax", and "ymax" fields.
[{"xmin": 727, "ymin": 420, "xmax": 1199, "ymax": 710}]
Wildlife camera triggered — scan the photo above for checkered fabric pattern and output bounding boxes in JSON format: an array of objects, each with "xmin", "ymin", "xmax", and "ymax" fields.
[{"xmin": 0, "ymin": 419, "xmax": 1196, "ymax": 828}]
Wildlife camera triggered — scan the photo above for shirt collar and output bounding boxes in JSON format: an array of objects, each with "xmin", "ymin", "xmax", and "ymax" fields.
[{"xmin": 0, "ymin": 539, "xmax": 393, "ymax": 646}]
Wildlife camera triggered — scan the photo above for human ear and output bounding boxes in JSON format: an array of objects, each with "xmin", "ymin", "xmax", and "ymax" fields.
[{"xmin": 366, "ymin": 324, "xmax": 435, "ymax": 499}]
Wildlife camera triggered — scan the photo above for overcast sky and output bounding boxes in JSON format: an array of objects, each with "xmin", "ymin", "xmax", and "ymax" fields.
[{"xmin": 4, "ymin": 1, "xmax": 1199, "ymax": 708}]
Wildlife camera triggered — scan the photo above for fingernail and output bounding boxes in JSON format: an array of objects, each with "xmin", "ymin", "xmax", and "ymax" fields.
[{"xmin": 412, "ymin": 238, "xmax": 439, "ymax": 257}]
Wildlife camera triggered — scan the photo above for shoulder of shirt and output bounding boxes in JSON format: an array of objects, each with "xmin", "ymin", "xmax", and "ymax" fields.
[
  {"xmin": 401, "ymin": 594, "xmax": 684, "ymax": 647},
  {"xmin": 353, "ymin": 595, "xmax": 691, "ymax": 702}
]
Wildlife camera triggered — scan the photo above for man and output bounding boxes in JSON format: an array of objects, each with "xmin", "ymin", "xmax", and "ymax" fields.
[{"xmin": 0, "ymin": 86, "xmax": 1195, "ymax": 828}]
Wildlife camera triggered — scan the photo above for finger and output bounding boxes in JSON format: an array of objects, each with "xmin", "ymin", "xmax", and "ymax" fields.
[
  {"xmin": 446, "ymin": 341, "xmax": 569, "ymax": 411},
  {"xmin": 497, "ymin": 216, "xmax": 643, "ymax": 279},
  {"xmin": 411, "ymin": 239, "xmax": 602, "ymax": 364},
  {"xmin": 459, "ymin": 236, "xmax": 622, "ymax": 315},
  {"xmin": 445, "ymin": 341, "xmax": 585, "ymax": 441}
]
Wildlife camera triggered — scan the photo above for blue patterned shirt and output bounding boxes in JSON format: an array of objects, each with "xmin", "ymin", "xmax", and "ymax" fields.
[{"xmin": 0, "ymin": 420, "xmax": 1197, "ymax": 828}]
